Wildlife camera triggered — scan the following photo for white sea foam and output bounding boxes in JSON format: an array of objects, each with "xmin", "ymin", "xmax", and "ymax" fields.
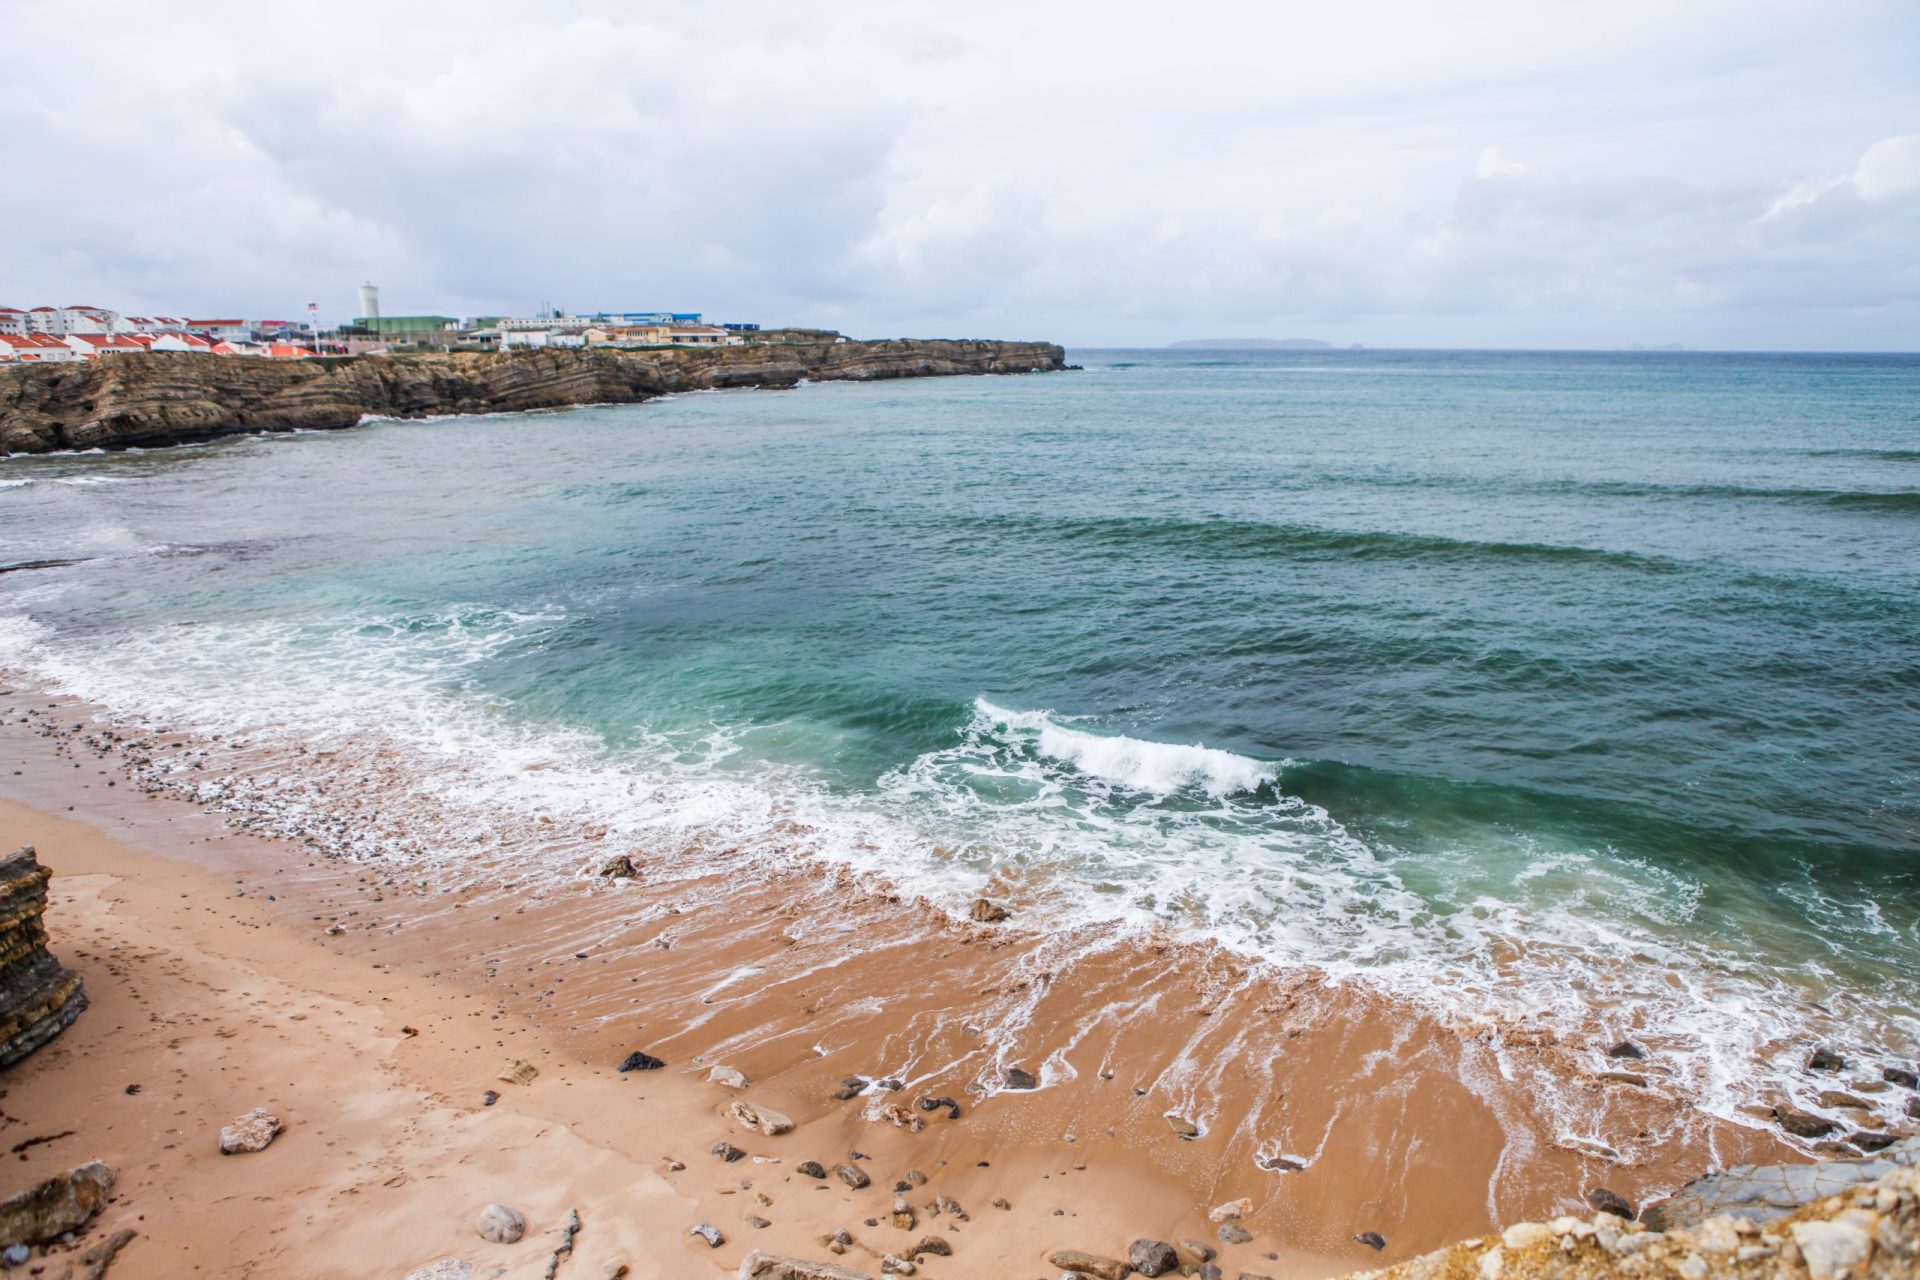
[
  {"xmin": 0, "ymin": 603, "xmax": 1914, "ymax": 1157},
  {"xmin": 973, "ymin": 698, "xmax": 1274, "ymax": 797}
]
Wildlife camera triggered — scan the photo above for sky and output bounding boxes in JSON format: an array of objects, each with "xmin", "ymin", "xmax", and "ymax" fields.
[{"xmin": 1, "ymin": 2, "xmax": 1916, "ymax": 349}]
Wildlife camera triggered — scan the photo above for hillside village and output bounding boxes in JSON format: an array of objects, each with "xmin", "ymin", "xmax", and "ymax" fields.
[{"xmin": 0, "ymin": 297, "xmax": 843, "ymax": 364}]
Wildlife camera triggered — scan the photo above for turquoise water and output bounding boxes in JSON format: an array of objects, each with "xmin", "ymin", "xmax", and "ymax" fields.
[{"xmin": 2, "ymin": 349, "xmax": 1916, "ymax": 1127}]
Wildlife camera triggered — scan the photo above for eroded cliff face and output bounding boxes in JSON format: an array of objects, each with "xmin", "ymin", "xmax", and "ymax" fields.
[
  {"xmin": 0, "ymin": 339, "xmax": 1067, "ymax": 455},
  {"xmin": 0, "ymin": 847, "xmax": 87, "ymax": 1068}
]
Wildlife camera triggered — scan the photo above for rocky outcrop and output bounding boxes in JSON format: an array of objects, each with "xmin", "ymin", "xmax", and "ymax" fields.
[
  {"xmin": 0, "ymin": 1160, "xmax": 113, "ymax": 1248},
  {"xmin": 0, "ymin": 847, "xmax": 87, "ymax": 1067},
  {"xmin": 1347, "ymin": 1152, "xmax": 1920, "ymax": 1280},
  {"xmin": 1640, "ymin": 1137, "xmax": 1920, "ymax": 1230},
  {"xmin": 0, "ymin": 340, "xmax": 1068, "ymax": 455}
]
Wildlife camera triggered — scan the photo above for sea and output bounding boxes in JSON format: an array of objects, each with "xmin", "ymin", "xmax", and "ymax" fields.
[{"xmin": 2, "ymin": 347, "xmax": 1916, "ymax": 1139}]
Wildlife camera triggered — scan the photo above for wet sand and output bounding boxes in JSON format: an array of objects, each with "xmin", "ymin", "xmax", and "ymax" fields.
[{"xmin": 0, "ymin": 689, "xmax": 1793, "ymax": 1278}]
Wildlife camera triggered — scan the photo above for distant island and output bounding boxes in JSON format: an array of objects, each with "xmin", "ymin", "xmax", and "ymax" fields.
[{"xmin": 1168, "ymin": 337, "xmax": 1360, "ymax": 350}]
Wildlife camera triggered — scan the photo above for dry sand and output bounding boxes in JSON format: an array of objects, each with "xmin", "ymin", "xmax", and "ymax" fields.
[{"xmin": 0, "ymin": 691, "xmax": 1792, "ymax": 1279}]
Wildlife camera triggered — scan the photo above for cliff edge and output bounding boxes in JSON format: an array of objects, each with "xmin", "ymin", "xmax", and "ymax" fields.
[{"xmin": 0, "ymin": 339, "xmax": 1067, "ymax": 455}]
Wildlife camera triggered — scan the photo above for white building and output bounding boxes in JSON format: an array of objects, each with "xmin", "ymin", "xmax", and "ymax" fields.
[
  {"xmin": 186, "ymin": 319, "xmax": 250, "ymax": 342},
  {"xmin": 0, "ymin": 308, "xmax": 25, "ymax": 337},
  {"xmin": 0, "ymin": 334, "xmax": 85, "ymax": 362}
]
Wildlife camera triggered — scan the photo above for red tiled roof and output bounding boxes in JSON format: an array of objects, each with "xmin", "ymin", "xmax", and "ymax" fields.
[{"xmin": 188, "ymin": 319, "xmax": 245, "ymax": 326}]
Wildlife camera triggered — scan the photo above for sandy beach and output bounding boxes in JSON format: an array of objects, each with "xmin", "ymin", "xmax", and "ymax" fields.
[{"xmin": 0, "ymin": 687, "xmax": 1799, "ymax": 1279}]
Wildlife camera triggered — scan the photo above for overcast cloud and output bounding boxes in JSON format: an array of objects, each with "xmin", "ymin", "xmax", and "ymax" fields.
[{"xmin": 2, "ymin": 2, "xmax": 1915, "ymax": 348}]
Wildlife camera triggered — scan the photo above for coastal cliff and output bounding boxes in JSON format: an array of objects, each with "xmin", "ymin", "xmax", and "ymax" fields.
[{"xmin": 0, "ymin": 339, "xmax": 1067, "ymax": 455}]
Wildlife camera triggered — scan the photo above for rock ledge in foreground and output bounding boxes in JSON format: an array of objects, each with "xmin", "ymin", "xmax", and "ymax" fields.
[{"xmin": 0, "ymin": 846, "xmax": 88, "ymax": 1067}]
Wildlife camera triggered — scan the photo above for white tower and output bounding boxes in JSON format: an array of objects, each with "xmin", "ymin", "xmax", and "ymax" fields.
[{"xmin": 357, "ymin": 283, "xmax": 381, "ymax": 321}]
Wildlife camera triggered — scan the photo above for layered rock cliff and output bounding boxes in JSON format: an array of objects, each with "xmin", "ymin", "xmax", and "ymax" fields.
[
  {"xmin": 0, "ymin": 339, "xmax": 1067, "ymax": 455},
  {"xmin": 0, "ymin": 847, "xmax": 87, "ymax": 1067}
]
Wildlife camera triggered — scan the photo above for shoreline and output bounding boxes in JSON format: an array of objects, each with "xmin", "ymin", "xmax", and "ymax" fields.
[
  {"xmin": 0, "ymin": 684, "xmax": 1810, "ymax": 1277},
  {"xmin": 0, "ymin": 341, "xmax": 1068, "ymax": 456}
]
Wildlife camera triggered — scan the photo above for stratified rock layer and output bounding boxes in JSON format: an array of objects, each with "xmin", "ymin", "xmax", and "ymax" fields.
[
  {"xmin": 0, "ymin": 846, "xmax": 87, "ymax": 1067},
  {"xmin": 0, "ymin": 340, "xmax": 1067, "ymax": 455}
]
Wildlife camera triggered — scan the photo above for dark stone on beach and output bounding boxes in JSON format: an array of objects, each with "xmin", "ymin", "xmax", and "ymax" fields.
[
  {"xmin": 796, "ymin": 1161, "xmax": 827, "ymax": 1179},
  {"xmin": 1606, "ymin": 1040, "xmax": 1646, "ymax": 1060},
  {"xmin": 834, "ymin": 1164, "xmax": 871, "ymax": 1189},
  {"xmin": 1255, "ymin": 1154, "xmax": 1304, "ymax": 1172},
  {"xmin": 1817, "ymin": 1090, "xmax": 1873, "ymax": 1110},
  {"xmin": 598, "ymin": 855, "xmax": 638, "ymax": 878},
  {"xmin": 1167, "ymin": 1114, "xmax": 1201, "ymax": 1139},
  {"xmin": 713, "ymin": 1142, "xmax": 746, "ymax": 1162},
  {"xmin": 1886, "ymin": 1066, "xmax": 1919, "ymax": 1089},
  {"xmin": 1808, "ymin": 1047, "xmax": 1847, "ymax": 1073},
  {"xmin": 877, "ymin": 1077, "xmax": 904, "ymax": 1092},
  {"xmin": 832, "ymin": 1078, "xmax": 866, "ymax": 1101},
  {"xmin": 1909, "ymin": 1097, "xmax": 1920, "ymax": 1119},
  {"xmin": 909, "ymin": 1237, "xmax": 951, "ymax": 1258},
  {"xmin": 1586, "ymin": 1188, "xmax": 1636, "ymax": 1219},
  {"xmin": 617, "ymin": 1051, "xmax": 665, "ymax": 1072},
  {"xmin": 747, "ymin": 1215, "xmax": 771, "ymax": 1229},
  {"xmin": 1352, "ymin": 1232, "xmax": 1386, "ymax": 1251},
  {"xmin": 482, "ymin": 1090, "xmax": 499, "ymax": 1107},
  {"xmin": 1216, "ymin": 1224, "xmax": 1252, "ymax": 1245},
  {"xmin": 969, "ymin": 898, "xmax": 1011, "ymax": 923},
  {"xmin": 1774, "ymin": 1104, "xmax": 1837, "ymax": 1138},
  {"xmin": 916, "ymin": 1095, "xmax": 960, "ymax": 1119},
  {"xmin": 1003, "ymin": 1067, "xmax": 1037, "ymax": 1090},
  {"xmin": 1128, "ymin": 1239, "xmax": 1179, "ymax": 1276},
  {"xmin": 1854, "ymin": 1132, "xmax": 1906, "ymax": 1152}
]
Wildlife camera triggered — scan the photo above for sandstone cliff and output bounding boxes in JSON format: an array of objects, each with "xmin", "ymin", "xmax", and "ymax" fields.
[
  {"xmin": 0, "ymin": 847, "xmax": 87, "ymax": 1067},
  {"xmin": 0, "ymin": 339, "xmax": 1067, "ymax": 455}
]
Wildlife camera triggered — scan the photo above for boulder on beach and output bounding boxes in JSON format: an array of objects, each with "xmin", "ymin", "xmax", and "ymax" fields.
[
  {"xmin": 690, "ymin": 1222, "xmax": 726, "ymax": 1248},
  {"xmin": 0, "ymin": 846, "xmax": 89, "ymax": 1068},
  {"xmin": 617, "ymin": 1050, "xmax": 665, "ymax": 1072},
  {"xmin": 598, "ymin": 854, "xmax": 638, "ymax": 879},
  {"xmin": 1774, "ymin": 1103, "xmax": 1837, "ymax": 1138},
  {"xmin": 218, "ymin": 1108, "xmax": 285, "ymax": 1155},
  {"xmin": 1167, "ymin": 1114, "xmax": 1201, "ymax": 1139},
  {"xmin": 709, "ymin": 1064, "xmax": 751, "ymax": 1089},
  {"xmin": 1128, "ymin": 1238, "xmax": 1179, "ymax": 1275},
  {"xmin": 1002, "ymin": 1066, "xmax": 1038, "ymax": 1090},
  {"xmin": 969, "ymin": 898, "xmax": 1011, "ymax": 923},
  {"xmin": 498, "ymin": 1060, "xmax": 538, "ymax": 1086},
  {"xmin": 0, "ymin": 1159, "xmax": 114, "ymax": 1247},
  {"xmin": 476, "ymin": 1203, "xmax": 526, "ymax": 1244},
  {"xmin": 834, "ymin": 1164, "xmax": 871, "ymax": 1189}
]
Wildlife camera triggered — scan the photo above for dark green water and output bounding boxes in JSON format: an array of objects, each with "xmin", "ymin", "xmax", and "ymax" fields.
[{"xmin": 2, "ymin": 348, "xmax": 1916, "ymax": 1127}]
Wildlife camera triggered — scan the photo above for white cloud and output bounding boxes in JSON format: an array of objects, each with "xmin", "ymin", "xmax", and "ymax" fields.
[
  {"xmin": 1475, "ymin": 147, "xmax": 1528, "ymax": 179},
  {"xmin": 0, "ymin": 2, "xmax": 1914, "ymax": 348}
]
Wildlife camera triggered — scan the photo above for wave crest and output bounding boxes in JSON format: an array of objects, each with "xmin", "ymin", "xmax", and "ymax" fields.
[{"xmin": 972, "ymin": 698, "xmax": 1274, "ymax": 797}]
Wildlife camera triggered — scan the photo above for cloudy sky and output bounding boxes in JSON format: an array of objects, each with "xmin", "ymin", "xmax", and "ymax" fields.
[{"xmin": 2, "ymin": 3, "xmax": 1915, "ymax": 349}]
